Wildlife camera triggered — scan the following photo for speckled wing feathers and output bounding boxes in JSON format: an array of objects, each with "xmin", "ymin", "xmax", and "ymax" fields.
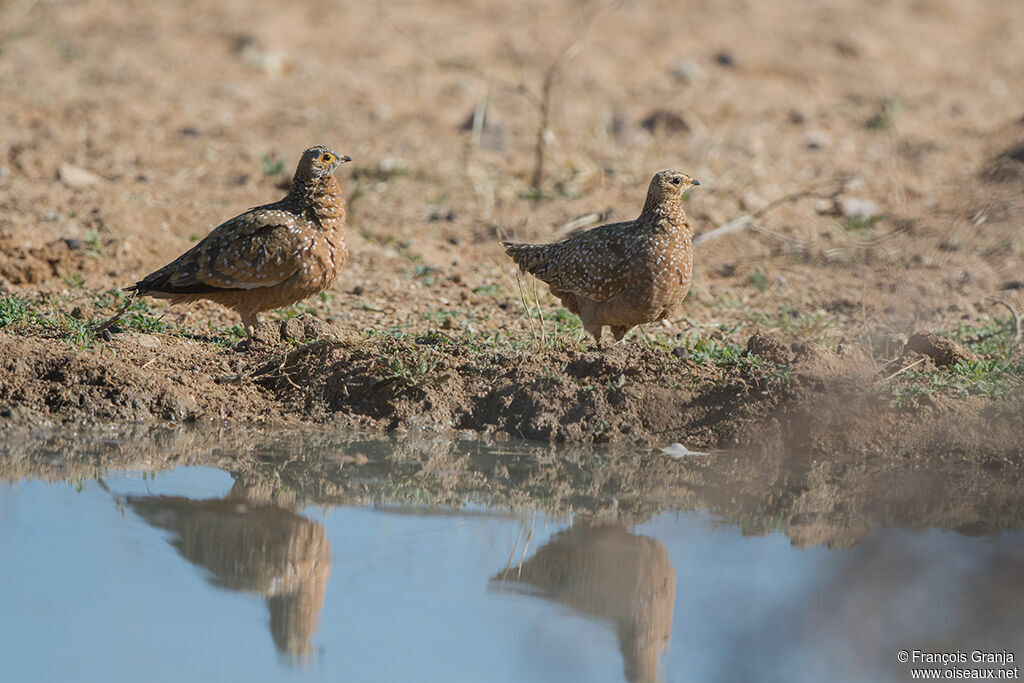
[
  {"xmin": 132, "ymin": 203, "xmax": 306, "ymax": 295},
  {"xmin": 504, "ymin": 221, "xmax": 638, "ymax": 303}
]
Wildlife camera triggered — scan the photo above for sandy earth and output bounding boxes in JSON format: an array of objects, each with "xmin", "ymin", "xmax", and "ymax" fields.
[{"xmin": 0, "ymin": 0, "xmax": 1022, "ymax": 456}]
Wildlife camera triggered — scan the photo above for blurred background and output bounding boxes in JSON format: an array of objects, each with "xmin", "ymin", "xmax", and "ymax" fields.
[{"xmin": 0, "ymin": 0, "xmax": 1022, "ymax": 343}]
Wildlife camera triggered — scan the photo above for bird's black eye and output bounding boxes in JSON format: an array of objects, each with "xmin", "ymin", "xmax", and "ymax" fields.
[
  {"xmin": 321, "ymin": 153, "xmax": 333, "ymax": 163},
  {"xmin": 671, "ymin": 177, "xmax": 682, "ymax": 185}
]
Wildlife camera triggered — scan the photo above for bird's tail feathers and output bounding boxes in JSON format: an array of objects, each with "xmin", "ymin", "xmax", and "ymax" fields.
[{"xmin": 502, "ymin": 241, "xmax": 556, "ymax": 277}]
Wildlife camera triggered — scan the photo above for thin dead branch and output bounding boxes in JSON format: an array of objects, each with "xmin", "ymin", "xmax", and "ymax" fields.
[
  {"xmin": 694, "ymin": 178, "xmax": 846, "ymax": 246},
  {"xmin": 92, "ymin": 292, "xmax": 135, "ymax": 335},
  {"xmin": 380, "ymin": 0, "xmax": 624, "ymax": 196},
  {"xmin": 990, "ymin": 298, "xmax": 1022, "ymax": 347}
]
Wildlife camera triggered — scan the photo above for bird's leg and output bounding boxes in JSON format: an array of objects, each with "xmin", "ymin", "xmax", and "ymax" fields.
[
  {"xmin": 611, "ymin": 326, "xmax": 633, "ymax": 343},
  {"xmin": 583, "ymin": 319, "xmax": 605, "ymax": 349},
  {"xmin": 241, "ymin": 313, "xmax": 256, "ymax": 340}
]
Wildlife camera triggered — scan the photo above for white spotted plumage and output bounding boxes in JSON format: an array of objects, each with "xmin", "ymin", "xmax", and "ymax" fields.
[
  {"xmin": 128, "ymin": 146, "xmax": 353, "ymax": 339},
  {"xmin": 503, "ymin": 170, "xmax": 700, "ymax": 343}
]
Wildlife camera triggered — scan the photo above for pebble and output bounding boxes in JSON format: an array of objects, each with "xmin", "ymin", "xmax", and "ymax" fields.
[
  {"xmin": 133, "ymin": 334, "xmax": 161, "ymax": 349},
  {"xmin": 58, "ymin": 163, "xmax": 103, "ymax": 189},
  {"xmin": 840, "ymin": 198, "xmax": 880, "ymax": 218},
  {"xmin": 671, "ymin": 346, "xmax": 690, "ymax": 360},
  {"xmin": 803, "ymin": 131, "xmax": 831, "ymax": 150},
  {"xmin": 669, "ymin": 59, "xmax": 704, "ymax": 84},
  {"xmin": 714, "ymin": 51, "xmax": 736, "ymax": 68}
]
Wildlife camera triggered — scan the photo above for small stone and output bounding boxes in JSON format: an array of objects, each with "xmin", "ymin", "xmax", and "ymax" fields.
[
  {"xmin": 281, "ymin": 313, "xmax": 332, "ymax": 341},
  {"xmin": 62, "ymin": 238, "xmax": 85, "ymax": 251},
  {"xmin": 840, "ymin": 197, "xmax": 880, "ymax": 218},
  {"xmin": 669, "ymin": 59, "xmax": 704, "ymax": 84},
  {"xmin": 59, "ymin": 163, "xmax": 103, "ymax": 189},
  {"xmin": 671, "ymin": 346, "xmax": 690, "ymax": 360},
  {"xmin": 70, "ymin": 306, "xmax": 85, "ymax": 320},
  {"xmin": 351, "ymin": 284, "xmax": 365, "ymax": 296},
  {"xmin": 714, "ymin": 51, "xmax": 736, "ymax": 68},
  {"xmin": 640, "ymin": 110, "xmax": 689, "ymax": 134},
  {"xmin": 999, "ymin": 280, "xmax": 1023, "ymax": 291},
  {"xmin": 133, "ymin": 333, "xmax": 161, "ymax": 349},
  {"xmin": 814, "ymin": 199, "xmax": 836, "ymax": 215},
  {"xmin": 803, "ymin": 131, "xmax": 831, "ymax": 150}
]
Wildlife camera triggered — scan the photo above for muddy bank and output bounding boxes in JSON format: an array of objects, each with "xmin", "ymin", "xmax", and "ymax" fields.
[{"xmin": 1, "ymin": 324, "xmax": 1021, "ymax": 460}]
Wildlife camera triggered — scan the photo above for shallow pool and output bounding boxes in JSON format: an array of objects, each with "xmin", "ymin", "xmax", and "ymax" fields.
[{"xmin": 0, "ymin": 427, "xmax": 1020, "ymax": 682}]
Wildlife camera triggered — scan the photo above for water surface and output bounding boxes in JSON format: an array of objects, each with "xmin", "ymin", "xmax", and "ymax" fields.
[{"xmin": 0, "ymin": 427, "xmax": 1021, "ymax": 682}]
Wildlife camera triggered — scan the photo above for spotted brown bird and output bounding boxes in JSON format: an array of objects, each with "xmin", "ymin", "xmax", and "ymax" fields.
[
  {"xmin": 127, "ymin": 146, "xmax": 352, "ymax": 338},
  {"xmin": 503, "ymin": 170, "xmax": 700, "ymax": 343}
]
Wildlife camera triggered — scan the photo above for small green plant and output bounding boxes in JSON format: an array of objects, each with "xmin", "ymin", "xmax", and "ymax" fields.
[
  {"xmin": 413, "ymin": 264, "xmax": 439, "ymax": 286},
  {"xmin": 866, "ymin": 96, "xmax": 901, "ymax": 131},
  {"xmin": 63, "ymin": 271, "xmax": 86, "ymax": 289},
  {"xmin": 750, "ymin": 304, "xmax": 837, "ymax": 343},
  {"xmin": 262, "ymin": 154, "xmax": 286, "ymax": 177},
  {"xmin": 271, "ymin": 301, "xmax": 318, "ymax": 321},
  {"xmin": 888, "ymin": 317, "xmax": 1024, "ymax": 405},
  {"xmin": 0, "ymin": 296, "xmax": 30, "ymax": 327},
  {"xmin": 842, "ymin": 214, "xmax": 883, "ymax": 233},
  {"xmin": 748, "ymin": 269, "xmax": 769, "ymax": 293},
  {"xmin": 83, "ymin": 229, "xmax": 103, "ymax": 257},
  {"xmin": 473, "ymin": 283, "xmax": 501, "ymax": 297}
]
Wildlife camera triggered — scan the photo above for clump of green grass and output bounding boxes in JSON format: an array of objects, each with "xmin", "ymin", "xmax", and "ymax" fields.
[
  {"xmin": 841, "ymin": 214, "xmax": 883, "ymax": 234},
  {"xmin": 262, "ymin": 154, "xmax": 286, "ymax": 177},
  {"xmin": 866, "ymin": 96, "xmax": 901, "ymax": 131},
  {"xmin": 748, "ymin": 269, "xmax": 769, "ymax": 293},
  {"xmin": 473, "ymin": 283, "xmax": 501, "ymax": 297},
  {"xmin": 62, "ymin": 271, "xmax": 86, "ymax": 290},
  {"xmin": 749, "ymin": 304, "xmax": 837, "ymax": 343},
  {"xmin": 0, "ymin": 291, "xmax": 242, "ymax": 349},
  {"xmin": 271, "ymin": 301, "xmax": 318, "ymax": 321},
  {"xmin": 0, "ymin": 295, "xmax": 31, "ymax": 328},
  {"xmin": 889, "ymin": 317, "xmax": 1023, "ymax": 405}
]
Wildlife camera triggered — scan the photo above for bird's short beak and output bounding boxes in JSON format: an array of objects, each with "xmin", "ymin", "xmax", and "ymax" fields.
[
  {"xmin": 339, "ymin": 155, "xmax": 353, "ymax": 163},
  {"xmin": 691, "ymin": 179, "xmax": 701, "ymax": 186}
]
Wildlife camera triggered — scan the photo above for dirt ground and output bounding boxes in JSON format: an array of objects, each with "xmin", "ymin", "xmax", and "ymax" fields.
[{"xmin": 1, "ymin": 0, "xmax": 1022, "ymax": 458}]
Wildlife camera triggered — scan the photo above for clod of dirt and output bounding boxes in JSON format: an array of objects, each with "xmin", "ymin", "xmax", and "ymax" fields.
[
  {"xmin": 746, "ymin": 332, "xmax": 792, "ymax": 364},
  {"xmin": 130, "ymin": 333, "xmax": 161, "ymax": 349},
  {"xmin": 250, "ymin": 314, "xmax": 336, "ymax": 345},
  {"xmin": 980, "ymin": 139, "xmax": 1024, "ymax": 183},
  {"xmin": 281, "ymin": 314, "xmax": 334, "ymax": 342},
  {"xmin": 0, "ymin": 238, "xmax": 99, "ymax": 285},
  {"xmin": 902, "ymin": 331, "xmax": 972, "ymax": 367},
  {"xmin": 640, "ymin": 110, "xmax": 689, "ymax": 134},
  {"xmin": 791, "ymin": 342, "xmax": 875, "ymax": 390}
]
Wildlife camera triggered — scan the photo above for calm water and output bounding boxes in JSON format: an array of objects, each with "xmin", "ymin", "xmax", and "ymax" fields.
[{"xmin": 0, "ymin": 427, "xmax": 1021, "ymax": 682}]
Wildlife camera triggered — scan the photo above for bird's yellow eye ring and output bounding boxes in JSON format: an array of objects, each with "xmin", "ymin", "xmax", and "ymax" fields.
[{"xmin": 321, "ymin": 153, "xmax": 333, "ymax": 163}]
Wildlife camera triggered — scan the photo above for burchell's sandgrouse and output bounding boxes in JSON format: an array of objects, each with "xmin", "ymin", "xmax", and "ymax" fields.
[
  {"xmin": 504, "ymin": 170, "xmax": 700, "ymax": 343},
  {"xmin": 127, "ymin": 146, "xmax": 352, "ymax": 338}
]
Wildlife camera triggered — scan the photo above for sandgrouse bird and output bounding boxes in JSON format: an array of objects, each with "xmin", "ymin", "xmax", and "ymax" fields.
[
  {"xmin": 127, "ymin": 146, "xmax": 352, "ymax": 338},
  {"xmin": 503, "ymin": 170, "xmax": 700, "ymax": 343}
]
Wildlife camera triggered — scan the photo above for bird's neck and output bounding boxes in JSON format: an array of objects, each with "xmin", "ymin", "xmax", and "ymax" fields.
[
  {"xmin": 639, "ymin": 198, "xmax": 689, "ymax": 234},
  {"xmin": 286, "ymin": 176, "xmax": 346, "ymax": 228}
]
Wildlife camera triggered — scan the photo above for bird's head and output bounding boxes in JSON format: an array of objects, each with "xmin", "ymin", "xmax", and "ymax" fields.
[
  {"xmin": 295, "ymin": 146, "xmax": 352, "ymax": 180},
  {"xmin": 649, "ymin": 170, "xmax": 700, "ymax": 202}
]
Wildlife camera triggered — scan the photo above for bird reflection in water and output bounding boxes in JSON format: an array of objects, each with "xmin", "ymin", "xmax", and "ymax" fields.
[
  {"xmin": 127, "ymin": 481, "xmax": 330, "ymax": 660},
  {"xmin": 492, "ymin": 524, "xmax": 676, "ymax": 683}
]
